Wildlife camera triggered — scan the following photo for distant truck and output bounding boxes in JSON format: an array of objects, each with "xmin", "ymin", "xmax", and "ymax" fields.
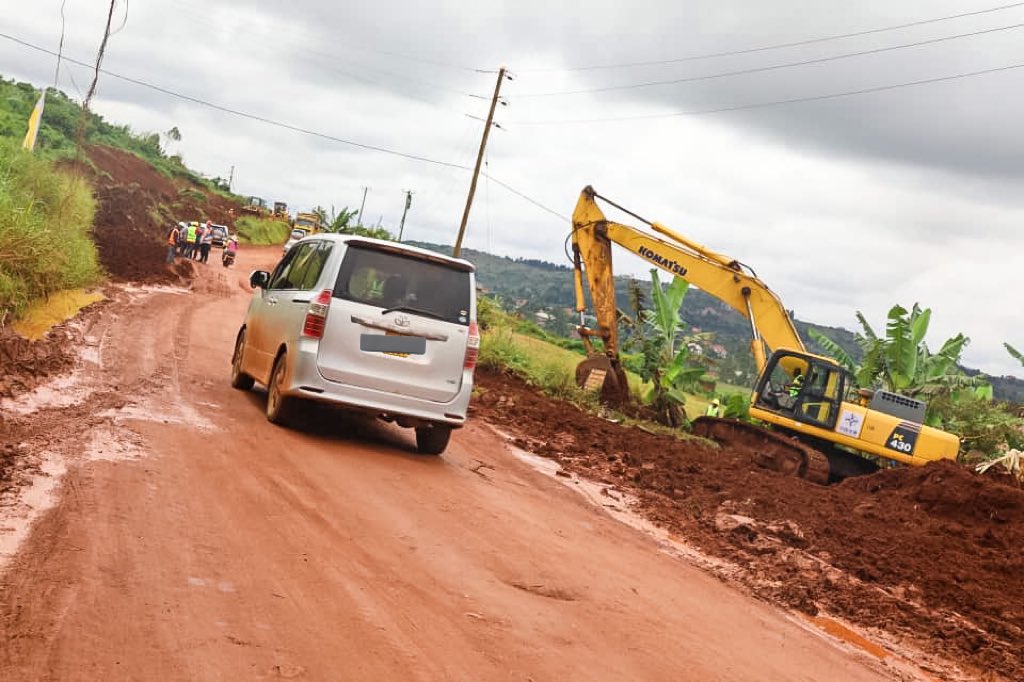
[{"xmin": 294, "ymin": 211, "xmax": 322, "ymax": 232}]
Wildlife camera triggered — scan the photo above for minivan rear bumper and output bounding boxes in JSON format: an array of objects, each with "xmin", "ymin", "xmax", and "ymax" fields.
[{"xmin": 282, "ymin": 342, "xmax": 472, "ymax": 427}]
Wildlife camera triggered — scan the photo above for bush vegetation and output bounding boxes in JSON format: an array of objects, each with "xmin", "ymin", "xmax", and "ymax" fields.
[
  {"xmin": 0, "ymin": 76, "xmax": 234, "ymax": 198},
  {"xmin": 234, "ymin": 217, "xmax": 291, "ymax": 245},
  {"xmin": 0, "ymin": 139, "xmax": 101, "ymax": 324}
]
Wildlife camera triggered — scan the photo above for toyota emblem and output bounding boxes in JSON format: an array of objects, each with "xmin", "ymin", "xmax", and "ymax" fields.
[{"xmin": 395, "ymin": 315, "xmax": 411, "ymax": 327}]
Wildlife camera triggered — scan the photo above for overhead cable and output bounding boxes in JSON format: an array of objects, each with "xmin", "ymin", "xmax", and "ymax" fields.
[
  {"xmin": 520, "ymin": 20, "xmax": 1024, "ymax": 97},
  {"xmin": 3, "ymin": 32, "xmax": 564, "ymax": 226},
  {"xmin": 1, "ymin": 32, "xmax": 474, "ymax": 171},
  {"xmin": 513, "ymin": 61, "xmax": 1024, "ymax": 125},
  {"xmin": 522, "ymin": 1, "xmax": 1024, "ymax": 72}
]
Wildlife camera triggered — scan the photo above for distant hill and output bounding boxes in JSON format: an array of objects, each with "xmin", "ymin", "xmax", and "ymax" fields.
[{"xmin": 410, "ymin": 241, "xmax": 1024, "ymax": 401}]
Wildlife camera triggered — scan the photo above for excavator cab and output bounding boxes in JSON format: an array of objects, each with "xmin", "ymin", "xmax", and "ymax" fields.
[{"xmin": 753, "ymin": 350, "xmax": 847, "ymax": 431}]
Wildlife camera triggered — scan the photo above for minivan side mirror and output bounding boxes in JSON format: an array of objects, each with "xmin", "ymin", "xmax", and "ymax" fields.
[{"xmin": 250, "ymin": 270, "xmax": 270, "ymax": 289}]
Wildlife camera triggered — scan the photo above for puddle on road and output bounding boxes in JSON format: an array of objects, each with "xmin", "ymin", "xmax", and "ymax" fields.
[
  {"xmin": 118, "ymin": 283, "xmax": 190, "ymax": 299},
  {"xmin": 0, "ymin": 452, "xmax": 66, "ymax": 570},
  {"xmin": 0, "ymin": 373, "xmax": 94, "ymax": 416},
  {"xmin": 101, "ymin": 400, "xmax": 216, "ymax": 430}
]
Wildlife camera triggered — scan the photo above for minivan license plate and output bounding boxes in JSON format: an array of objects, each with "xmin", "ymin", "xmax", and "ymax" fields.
[{"xmin": 360, "ymin": 333, "xmax": 425, "ymax": 356}]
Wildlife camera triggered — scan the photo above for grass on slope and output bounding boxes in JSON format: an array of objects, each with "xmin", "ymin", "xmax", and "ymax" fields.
[
  {"xmin": 235, "ymin": 217, "xmax": 291, "ymax": 245},
  {"xmin": 0, "ymin": 140, "xmax": 101, "ymax": 324},
  {"xmin": 477, "ymin": 295, "xmax": 727, "ymax": 419}
]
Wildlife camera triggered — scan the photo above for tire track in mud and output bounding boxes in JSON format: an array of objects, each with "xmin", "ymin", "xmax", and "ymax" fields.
[{"xmin": 0, "ymin": 284, "xmax": 205, "ymax": 571}]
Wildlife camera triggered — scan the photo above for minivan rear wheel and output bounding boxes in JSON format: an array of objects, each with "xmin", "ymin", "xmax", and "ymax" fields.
[
  {"xmin": 415, "ymin": 425, "xmax": 452, "ymax": 455},
  {"xmin": 267, "ymin": 352, "xmax": 295, "ymax": 425},
  {"xmin": 230, "ymin": 329, "xmax": 255, "ymax": 391}
]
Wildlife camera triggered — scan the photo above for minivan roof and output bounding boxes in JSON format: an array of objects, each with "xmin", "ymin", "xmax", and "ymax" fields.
[{"xmin": 313, "ymin": 234, "xmax": 476, "ymax": 273}]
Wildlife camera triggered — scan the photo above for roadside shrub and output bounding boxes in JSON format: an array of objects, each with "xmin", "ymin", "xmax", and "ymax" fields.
[
  {"xmin": 235, "ymin": 216, "xmax": 291, "ymax": 245},
  {"xmin": 0, "ymin": 140, "xmax": 100, "ymax": 324},
  {"xmin": 929, "ymin": 393, "xmax": 1024, "ymax": 458}
]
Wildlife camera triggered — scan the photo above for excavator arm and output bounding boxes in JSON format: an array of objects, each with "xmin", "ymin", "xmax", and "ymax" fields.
[{"xmin": 572, "ymin": 185, "xmax": 804, "ymax": 375}]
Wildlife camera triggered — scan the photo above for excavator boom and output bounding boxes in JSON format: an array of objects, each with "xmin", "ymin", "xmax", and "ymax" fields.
[{"xmin": 572, "ymin": 186, "xmax": 803, "ymax": 373}]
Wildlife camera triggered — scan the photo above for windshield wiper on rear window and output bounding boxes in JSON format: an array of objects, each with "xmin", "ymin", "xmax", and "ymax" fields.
[{"xmin": 381, "ymin": 305, "xmax": 448, "ymax": 322}]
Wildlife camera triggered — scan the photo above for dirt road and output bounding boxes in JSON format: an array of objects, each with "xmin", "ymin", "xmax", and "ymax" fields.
[{"xmin": 0, "ymin": 248, "xmax": 902, "ymax": 681}]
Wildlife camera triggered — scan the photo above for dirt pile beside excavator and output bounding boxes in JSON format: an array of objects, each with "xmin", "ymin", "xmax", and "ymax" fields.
[{"xmin": 473, "ymin": 366, "xmax": 1024, "ymax": 680}]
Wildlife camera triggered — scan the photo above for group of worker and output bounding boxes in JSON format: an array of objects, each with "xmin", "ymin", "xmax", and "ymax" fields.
[{"xmin": 165, "ymin": 220, "xmax": 238, "ymax": 266}]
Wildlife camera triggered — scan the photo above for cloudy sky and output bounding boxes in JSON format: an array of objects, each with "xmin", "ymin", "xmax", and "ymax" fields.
[{"xmin": 3, "ymin": 0, "xmax": 1022, "ymax": 376}]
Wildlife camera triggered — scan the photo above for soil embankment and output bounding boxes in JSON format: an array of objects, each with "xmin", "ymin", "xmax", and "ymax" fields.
[{"xmin": 473, "ymin": 368, "xmax": 1024, "ymax": 680}]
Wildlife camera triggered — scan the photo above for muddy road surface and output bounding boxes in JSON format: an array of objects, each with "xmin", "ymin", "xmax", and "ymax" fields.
[{"xmin": 1, "ymin": 248, "xmax": 909, "ymax": 681}]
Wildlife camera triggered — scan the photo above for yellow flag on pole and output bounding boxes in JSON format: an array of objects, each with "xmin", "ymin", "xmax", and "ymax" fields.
[{"xmin": 22, "ymin": 90, "xmax": 46, "ymax": 152}]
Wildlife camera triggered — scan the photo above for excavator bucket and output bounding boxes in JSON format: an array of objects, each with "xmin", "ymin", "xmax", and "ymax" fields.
[{"xmin": 576, "ymin": 355, "xmax": 630, "ymax": 406}]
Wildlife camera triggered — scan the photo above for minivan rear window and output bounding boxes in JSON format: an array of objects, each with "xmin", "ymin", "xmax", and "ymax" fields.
[{"xmin": 333, "ymin": 245, "xmax": 471, "ymax": 325}]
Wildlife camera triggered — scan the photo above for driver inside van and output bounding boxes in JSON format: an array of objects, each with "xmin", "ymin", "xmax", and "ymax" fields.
[{"xmin": 382, "ymin": 274, "xmax": 408, "ymax": 307}]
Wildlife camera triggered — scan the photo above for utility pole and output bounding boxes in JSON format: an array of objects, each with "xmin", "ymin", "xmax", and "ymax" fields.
[
  {"xmin": 454, "ymin": 66, "xmax": 509, "ymax": 258},
  {"xmin": 398, "ymin": 190, "xmax": 414, "ymax": 241},
  {"xmin": 357, "ymin": 186, "xmax": 369, "ymax": 226},
  {"xmin": 227, "ymin": 165, "xmax": 234, "ymax": 192}
]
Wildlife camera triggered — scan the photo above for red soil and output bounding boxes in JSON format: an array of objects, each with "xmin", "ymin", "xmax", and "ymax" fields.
[{"xmin": 472, "ymin": 366, "xmax": 1024, "ymax": 680}]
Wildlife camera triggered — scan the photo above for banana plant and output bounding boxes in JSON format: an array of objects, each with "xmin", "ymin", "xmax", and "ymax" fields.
[
  {"xmin": 809, "ymin": 303, "xmax": 986, "ymax": 399},
  {"xmin": 632, "ymin": 270, "xmax": 707, "ymax": 426},
  {"xmin": 1006, "ymin": 343, "xmax": 1024, "ymax": 367}
]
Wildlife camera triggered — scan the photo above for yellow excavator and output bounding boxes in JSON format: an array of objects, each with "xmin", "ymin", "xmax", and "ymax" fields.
[{"xmin": 571, "ymin": 186, "xmax": 960, "ymax": 483}]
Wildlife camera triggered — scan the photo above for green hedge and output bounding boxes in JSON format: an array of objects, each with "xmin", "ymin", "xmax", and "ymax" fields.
[{"xmin": 235, "ymin": 216, "xmax": 291, "ymax": 245}]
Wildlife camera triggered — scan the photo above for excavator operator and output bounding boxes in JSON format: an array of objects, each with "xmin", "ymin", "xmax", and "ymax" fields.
[{"xmin": 788, "ymin": 369, "xmax": 805, "ymax": 398}]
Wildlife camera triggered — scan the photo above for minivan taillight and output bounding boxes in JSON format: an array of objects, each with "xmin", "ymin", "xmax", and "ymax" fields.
[
  {"xmin": 302, "ymin": 289, "xmax": 333, "ymax": 338},
  {"xmin": 464, "ymin": 321, "xmax": 480, "ymax": 370}
]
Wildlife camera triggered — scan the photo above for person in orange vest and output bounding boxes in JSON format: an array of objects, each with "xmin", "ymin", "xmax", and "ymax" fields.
[{"xmin": 166, "ymin": 223, "xmax": 180, "ymax": 264}]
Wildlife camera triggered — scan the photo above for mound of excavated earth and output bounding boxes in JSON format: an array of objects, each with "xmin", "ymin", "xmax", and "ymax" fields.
[
  {"xmin": 65, "ymin": 145, "xmax": 241, "ymax": 282},
  {"xmin": 472, "ymin": 367, "xmax": 1024, "ymax": 681}
]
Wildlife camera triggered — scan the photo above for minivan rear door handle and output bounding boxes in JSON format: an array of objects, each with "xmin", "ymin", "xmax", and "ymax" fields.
[{"xmin": 350, "ymin": 315, "xmax": 449, "ymax": 341}]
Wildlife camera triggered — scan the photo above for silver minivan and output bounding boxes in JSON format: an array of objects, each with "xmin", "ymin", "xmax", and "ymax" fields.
[{"xmin": 230, "ymin": 234, "xmax": 479, "ymax": 455}]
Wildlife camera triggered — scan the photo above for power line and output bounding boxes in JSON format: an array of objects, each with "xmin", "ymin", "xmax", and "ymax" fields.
[
  {"xmin": 512, "ymin": 60, "xmax": 1024, "ymax": 125},
  {"xmin": 520, "ymin": 1, "xmax": 1024, "ymax": 72},
  {"xmin": 1, "ymin": 35, "xmax": 569, "ymax": 229},
  {"xmin": 1, "ymin": 32, "xmax": 476, "ymax": 171},
  {"xmin": 481, "ymin": 172, "xmax": 568, "ymax": 222},
  {"xmin": 519, "ymin": 20, "xmax": 1024, "ymax": 97},
  {"xmin": 164, "ymin": 0, "xmax": 496, "ymax": 74},
  {"xmin": 52, "ymin": 0, "xmax": 68, "ymax": 88}
]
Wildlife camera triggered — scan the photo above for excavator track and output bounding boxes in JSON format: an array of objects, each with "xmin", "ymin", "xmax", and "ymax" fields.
[{"xmin": 691, "ymin": 417, "xmax": 831, "ymax": 485}]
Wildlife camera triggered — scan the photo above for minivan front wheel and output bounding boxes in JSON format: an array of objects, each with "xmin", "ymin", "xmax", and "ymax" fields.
[
  {"xmin": 415, "ymin": 425, "xmax": 452, "ymax": 456},
  {"xmin": 266, "ymin": 352, "xmax": 295, "ymax": 425}
]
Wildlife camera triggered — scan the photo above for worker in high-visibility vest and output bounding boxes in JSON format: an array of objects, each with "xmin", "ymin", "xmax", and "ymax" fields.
[
  {"xmin": 185, "ymin": 222, "xmax": 199, "ymax": 259},
  {"xmin": 788, "ymin": 370, "xmax": 805, "ymax": 398},
  {"xmin": 165, "ymin": 224, "xmax": 180, "ymax": 264},
  {"xmin": 704, "ymin": 398, "xmax": 721, "ymax": 417}
]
